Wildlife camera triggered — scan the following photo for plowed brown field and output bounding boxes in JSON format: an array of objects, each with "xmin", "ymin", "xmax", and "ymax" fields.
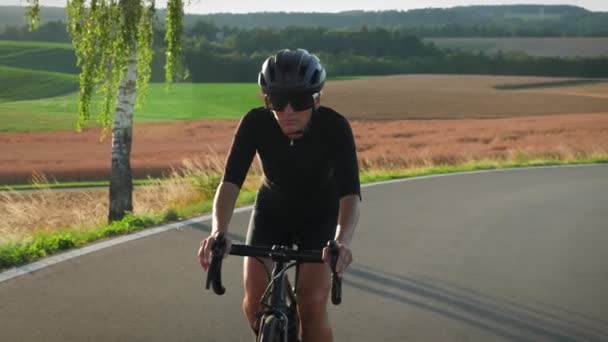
[{"xmin": 2, "ymin": 75, "xmax": 608, "ymax": 185}]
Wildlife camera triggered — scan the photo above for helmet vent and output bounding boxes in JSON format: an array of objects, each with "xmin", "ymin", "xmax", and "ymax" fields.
[
  {"xmin": 298, "ymin": 64, "xmax": 308, "ymax": 79},
  {"xmin": 310, "ymin": 70, "xmax": 320, "ymax": 85}
]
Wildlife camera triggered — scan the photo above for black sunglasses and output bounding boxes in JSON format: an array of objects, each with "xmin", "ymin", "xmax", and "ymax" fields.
[{"xmin": 266, "ymin": 93, "xmax": 315, "ymax": 112}]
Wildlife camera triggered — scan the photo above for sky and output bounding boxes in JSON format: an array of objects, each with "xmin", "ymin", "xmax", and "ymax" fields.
[{"xmin": 2, "ymin": 0, "xmax": 607, "ymax": 13}]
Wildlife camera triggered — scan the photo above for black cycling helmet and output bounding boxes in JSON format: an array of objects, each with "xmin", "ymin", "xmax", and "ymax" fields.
[{"xmin": 258, "ymin": 49, "xmax": 326, "ymax": 94}]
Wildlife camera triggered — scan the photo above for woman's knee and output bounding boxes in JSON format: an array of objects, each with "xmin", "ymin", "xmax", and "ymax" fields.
[
  {"xmin": 242, "ymin": 292, "xmax": 260, "ymax": 313},
  {"xmin": 298, "ymin": 291, "xmax": 329, "ymax": 321},
  {"xmin": 296, "ymin": 263, "xmax": 331, "ymax": 321}
]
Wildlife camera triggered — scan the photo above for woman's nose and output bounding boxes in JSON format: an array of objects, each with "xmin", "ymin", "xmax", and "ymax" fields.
[{"xmin": 282, "ymin": 102, "xmax": 295, "ymax": 113}]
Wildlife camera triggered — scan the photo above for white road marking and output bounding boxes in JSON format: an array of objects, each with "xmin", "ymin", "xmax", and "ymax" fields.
[{"xmin": 1, "ymin": 163, "xmax": 605, "ymax": 283}]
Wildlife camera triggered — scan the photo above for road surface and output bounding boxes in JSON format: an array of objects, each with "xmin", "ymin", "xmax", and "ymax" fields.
[{"xmin": 1, "ymin": 165, "xmax": 607, "ymax": 341}]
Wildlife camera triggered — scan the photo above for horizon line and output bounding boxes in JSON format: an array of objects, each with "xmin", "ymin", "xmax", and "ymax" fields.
[{"xmin": 1, "ymin": 3, "xmax": 605, "ymax": 15}]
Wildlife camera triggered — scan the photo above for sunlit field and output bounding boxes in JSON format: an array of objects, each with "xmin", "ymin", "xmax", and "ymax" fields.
[
  {"xmin": 1, "ymin": 74, "xmax": 607, "ymax": 249},
  {"xmin": 2, "ymin": 74, "xmax": 608, "ymax": 132}
]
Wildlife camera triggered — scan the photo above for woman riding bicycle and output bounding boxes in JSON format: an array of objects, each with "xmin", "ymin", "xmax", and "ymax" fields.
[{"xmin": 198, "ymin": 48, "xmax": 361, "ymax": 342}]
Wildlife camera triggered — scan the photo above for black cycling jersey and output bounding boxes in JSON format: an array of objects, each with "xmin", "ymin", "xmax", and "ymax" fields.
[{"xmin": 222, "ymin": 106, "xmax": 361, "ymax": 221}]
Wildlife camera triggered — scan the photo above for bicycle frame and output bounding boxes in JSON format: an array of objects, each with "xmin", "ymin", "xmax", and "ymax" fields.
[
  {"xmin": 268, "ymin": 252, "xmax": 289, "ymax": 314},
  {"xmin": 259, "ymin": 250, "xmax": 294, "ymax": 337},
  {"xmin": 205, "ymin": 234, "xmax": 342, "ymax": 341}
]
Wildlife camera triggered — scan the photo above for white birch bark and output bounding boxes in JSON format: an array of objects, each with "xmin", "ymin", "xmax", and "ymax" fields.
[{"xmin": 108, "ymin": 52, "xmax": 137, "ymax": 222}]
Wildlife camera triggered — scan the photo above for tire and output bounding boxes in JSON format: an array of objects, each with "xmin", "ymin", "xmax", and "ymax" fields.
[{"xmin": 258, "ymin": 315, "xmax": 284, "ymax": 342}]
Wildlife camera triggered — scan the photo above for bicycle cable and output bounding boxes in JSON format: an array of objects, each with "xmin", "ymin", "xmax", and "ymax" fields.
[{"xmin": 258, "ymin": 262, "xmax": 299, "ymax": 308}]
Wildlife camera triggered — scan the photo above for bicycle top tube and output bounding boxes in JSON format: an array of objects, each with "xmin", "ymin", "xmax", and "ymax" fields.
[{"xmin": 230, "ymin": 244, "xmax": 324, "ymax": 264}]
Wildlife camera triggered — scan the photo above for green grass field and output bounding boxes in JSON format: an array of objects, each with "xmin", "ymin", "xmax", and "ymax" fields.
[
  {"xmin": 2, "ymin": 40, "xmax": 366, "ymax": 131},
  {"xmin": 0, "ymin": 41, "xmax": 78, "ymax": 106},
  {"xmin": 4, "ymin": 38, "xmax": 607, "ymax": 132},
  {"xmin": 0, "ymin": 40, "xmax": 78, "ymax": 74},
  {"xmin": 0, "ymin": 82, "xmax": 262, "ymax": 132},
  {"xmin": 0, "ymin": 66, "xmax": 78, "ymax": 102},
  {"xmin": 0, "ymin": 40, "xmax": 266, "ymax": 131},
  {"xmin": 0, "ymin": 40, "xmax": 369, "ymax": 132}
]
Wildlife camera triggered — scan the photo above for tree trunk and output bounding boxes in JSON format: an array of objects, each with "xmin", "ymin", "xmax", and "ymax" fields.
[{"xmin": 108, "ymin": 53, "xmax": 137, "ymax": 222}]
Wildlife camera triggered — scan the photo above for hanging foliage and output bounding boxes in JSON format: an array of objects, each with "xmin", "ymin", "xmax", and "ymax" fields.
[
  {"xmin": 25, "ymin": 0, "xmax": 41, "ymax": 31},
  {"xmin": 165, "ymin": 0, "xmax": 186, "ymax": 86},
  {"xmin": 25, "ymin": 0, "xmax": 185, "ymax": 133},
  {"xmin": 137, "ymin": 1, "xmax": 155, "ymax": 109}
]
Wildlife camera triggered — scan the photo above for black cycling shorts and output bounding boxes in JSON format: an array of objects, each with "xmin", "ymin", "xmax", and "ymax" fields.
[{"xmin": 245, "ymin": 208, "xmax": 338, "ymax": 252}]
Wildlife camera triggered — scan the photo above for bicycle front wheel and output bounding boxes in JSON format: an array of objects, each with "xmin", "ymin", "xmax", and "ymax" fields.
[{"xmin": 258, "ymin": 314, "xmax": 284, "ymax": 342}]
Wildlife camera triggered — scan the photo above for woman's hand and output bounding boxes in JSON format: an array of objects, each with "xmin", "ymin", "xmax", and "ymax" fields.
[
  {"xmin": 322, "ymin": 240, "xmax": 353, "ymax": 277},
  {"xmin": 198, "ymin": 232, "xmax": 232, "ymax": 272}
]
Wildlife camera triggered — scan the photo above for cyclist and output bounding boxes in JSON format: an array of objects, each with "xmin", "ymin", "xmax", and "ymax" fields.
[{"xmin": 198, "ymin": 48, "xmax": 361, "ymax": 342}]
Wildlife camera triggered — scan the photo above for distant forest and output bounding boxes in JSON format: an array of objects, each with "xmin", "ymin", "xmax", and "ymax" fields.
[
  {"xmin": 1, "ymin": 4, "xmax": 608, "ymax": 36},
  {"xmin": 1, "ymin": 5, "xmax": 607, "ymax": 81}
]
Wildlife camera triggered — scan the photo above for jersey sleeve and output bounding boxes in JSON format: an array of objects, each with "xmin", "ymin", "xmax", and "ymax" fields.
[
  {"xmin": 221, "ymin": 111, "xmax": 257, "ymax": 188},
  {"xmin": 333, "ymin": 115, "xmax": 362, "ymax": 200}
]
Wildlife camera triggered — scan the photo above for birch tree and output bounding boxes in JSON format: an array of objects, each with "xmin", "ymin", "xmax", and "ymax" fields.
[{"xmin": 25, "ymin": 0, "xmax": 186, "ymax": 222}]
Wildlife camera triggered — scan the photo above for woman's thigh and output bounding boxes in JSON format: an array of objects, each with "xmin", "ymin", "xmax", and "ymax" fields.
[
  {"xmin": 244, "ymin": 209, "xmax": 283, "ymax": 302},
  {"xmin": 243, "ymin": 256, "xmax": 271, "ymax": 303},
  {"xmin": 296, "ymin": 262, "xmax": 331, "ymax": 312}
]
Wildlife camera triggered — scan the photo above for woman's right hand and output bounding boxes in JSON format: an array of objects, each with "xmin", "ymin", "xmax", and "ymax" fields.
[{"xmin": 198, "ymin": 231, "xmax": 232, "ymax": 272}]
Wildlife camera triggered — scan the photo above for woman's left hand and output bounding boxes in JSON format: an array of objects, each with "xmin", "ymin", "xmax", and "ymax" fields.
[{"xmin": 323, "ymin": 240, "xmax": 353, "ymax": 277}]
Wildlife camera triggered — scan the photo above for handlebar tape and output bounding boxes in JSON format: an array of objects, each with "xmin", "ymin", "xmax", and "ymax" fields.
[
  {"xmin": 327, "ymin": 240, "xmax": 342, "ymax": 305},
  {"xmin": 205, "ymin": 234, "xmax": 226, "ymax": 295}
]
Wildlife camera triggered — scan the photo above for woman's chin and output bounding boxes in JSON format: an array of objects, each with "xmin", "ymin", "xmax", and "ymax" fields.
[
  {"xmin": 286, "ymin": 133, "xmax": 304, "ymax": 140},
  {"xmin": 281, "ymin": 125, "xmax": 299, "ymax": 134},
  {"xmin": 283, "ymin": 127, "xmax": 303, "ymax": 138}
]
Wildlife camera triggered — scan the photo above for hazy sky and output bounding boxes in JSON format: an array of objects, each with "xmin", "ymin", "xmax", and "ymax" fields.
[{"xmin": 2, "ymin": 0, "xmax": 607, "ymax": 13}]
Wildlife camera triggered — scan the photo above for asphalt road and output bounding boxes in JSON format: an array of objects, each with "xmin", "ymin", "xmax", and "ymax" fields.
[{"xmin": 1, "ymin": 165, "xmax": 607, "ymax": 341}]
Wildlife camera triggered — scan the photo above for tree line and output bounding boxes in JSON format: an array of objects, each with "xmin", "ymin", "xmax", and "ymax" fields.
[
  {"xmin": 183, "ymin": 51, "xmax": 608, "ymax": 82},
  {"xmin": 3, "ymin": 4, "xmax": 608, "ymax": 36},
  {"xmin": 181, "ymin": 6, "xmax": 608, "ymax": 37},
  {"xmin": 3, "ymin": 20, "xmax": 608, "ymax": 81},
  {"xmin": 153, "ymin": 22, "xmax": 608, "ymax": 80}
]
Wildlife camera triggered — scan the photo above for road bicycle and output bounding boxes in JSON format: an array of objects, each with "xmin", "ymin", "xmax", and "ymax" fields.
[{"xmin": 206, "ymin": 233, "xmax": 342, "ymax": 342}]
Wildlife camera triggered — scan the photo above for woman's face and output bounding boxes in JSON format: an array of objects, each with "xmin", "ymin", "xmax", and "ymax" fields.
[
  {"xmin": 273, "ymin": 103, "xmax": 313, "ymax": 137},
  {"xmin": 269, "ymin": 93, "xmax": 320, "ymax": 139}
]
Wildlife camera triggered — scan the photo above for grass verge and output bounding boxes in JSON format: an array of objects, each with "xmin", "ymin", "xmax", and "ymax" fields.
[
  {"xmin": 0, "ymin": 214, "xmax": 163, "ymax": 270},
  {"xmin": 3, "ymin": 178, "xmax": 162, "ymax": 191},
  {"xmin": 1, "ymin": 155, "xmax": 607, "ymax": 271},
  {"xmin": 360, "ymin": 155, "xmax": 608, "ymax": 184}
]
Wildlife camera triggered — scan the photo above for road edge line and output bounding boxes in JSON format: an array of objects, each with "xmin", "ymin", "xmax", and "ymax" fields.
[{"xmin": 1, "ymin": 163, "xmax": 605, "ymax": 283}]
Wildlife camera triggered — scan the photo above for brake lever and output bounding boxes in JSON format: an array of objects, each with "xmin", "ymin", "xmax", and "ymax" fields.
[
  {"xmin": 205, "ymin": 233, "xmax": 226, "ymax": 295},
  {"xmin": 328, "ymin": 240, "xmax": 342, "ymax": 305}
]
